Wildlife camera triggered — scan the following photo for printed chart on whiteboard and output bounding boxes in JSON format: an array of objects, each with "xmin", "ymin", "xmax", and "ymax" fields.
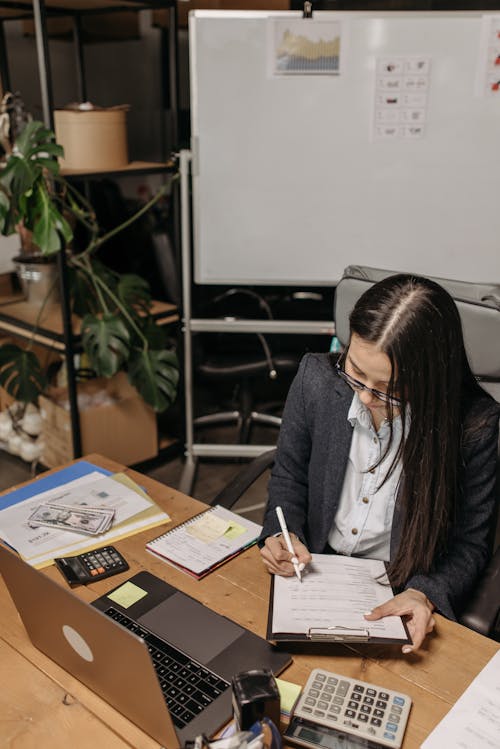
[{"xmin": 268, "ymin": 18, "xmax": 342, "ymax": 75}]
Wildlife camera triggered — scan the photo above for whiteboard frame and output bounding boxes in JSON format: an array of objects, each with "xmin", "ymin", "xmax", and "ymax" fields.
[{"xmin": 189, "ymin": 10, "xmax": 500, "ymax": 286}]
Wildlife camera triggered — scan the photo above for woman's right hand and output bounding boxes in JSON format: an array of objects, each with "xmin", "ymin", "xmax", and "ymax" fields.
[{"xmin": 260, "ymin": 533, "xmax": 312, "ymax": 576}]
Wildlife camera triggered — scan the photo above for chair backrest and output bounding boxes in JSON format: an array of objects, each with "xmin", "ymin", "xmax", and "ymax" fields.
[{"xmin": 334, "ymin": 265, "xmax": 500, "ymax": 401}]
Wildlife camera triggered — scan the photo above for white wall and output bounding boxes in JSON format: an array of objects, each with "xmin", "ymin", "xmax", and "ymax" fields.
[{"xmin": 0, "ymin": 235, "xmax": 21, "ymax": 275}]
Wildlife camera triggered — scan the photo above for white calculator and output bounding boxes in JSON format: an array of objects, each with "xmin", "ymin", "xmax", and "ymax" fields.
[{"xmin": 285, "ymin": 668, "xmax": 412, "ymax": 749}]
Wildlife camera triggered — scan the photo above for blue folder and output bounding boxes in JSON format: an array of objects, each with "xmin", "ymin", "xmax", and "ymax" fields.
[{"xmin": 0, "ymin": 460, "xmax": 111, "ymax": 511}]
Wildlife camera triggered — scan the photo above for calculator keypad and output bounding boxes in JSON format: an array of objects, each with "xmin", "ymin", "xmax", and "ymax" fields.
[
  {"xmin": 81, "ymin": 547, "xmax": 126, "ymax": 577},
  {"xmin": 293, "ymin": 668, "xmax": 411, "ymax": 749},
  {"xmin": 55, "ymin": 545, "xmax": 129, "ymax": 586}
]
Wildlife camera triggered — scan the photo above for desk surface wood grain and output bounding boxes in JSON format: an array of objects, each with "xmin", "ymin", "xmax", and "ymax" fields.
[{"xmin": 1, "ymin": 454, "xmax": 498, "ymax": 749}]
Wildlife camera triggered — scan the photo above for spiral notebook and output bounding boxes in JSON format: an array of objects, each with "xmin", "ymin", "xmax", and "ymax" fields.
[{"xmin": 146, "ymin": 505, "xmax": 262, "ymax": 579}]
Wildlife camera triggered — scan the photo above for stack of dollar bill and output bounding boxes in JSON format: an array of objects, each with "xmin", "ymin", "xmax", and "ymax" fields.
[{"xmin": 27, "ymin": 502, "xmax": 115, "ymax": 536}]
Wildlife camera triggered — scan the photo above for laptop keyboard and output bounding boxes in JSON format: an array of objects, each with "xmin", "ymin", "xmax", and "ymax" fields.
[{"xmin": 104, "ymin": 606, "xmax": 230, "ymax": 729}]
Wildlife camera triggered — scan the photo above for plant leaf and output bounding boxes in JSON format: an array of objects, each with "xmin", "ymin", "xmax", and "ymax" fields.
[
  {"xmin": 117, "ymin": 273, "xmax": 151, "ymax": 312},
  {"xmin": 32, "ymin": 185, "xmax": 73, "ymax": 254},
  {"xmin": 136, "ymin": 316, "xmax": 168, "ymax": 350},
  {"xmin": 26, "ymin": 142, "xmax": 63, "ymax": 161},
  {"xmin": 55, "ymin": 210, "xmax": 73, "ymax": 244},
  {"xmin": 68, "ymin": 266, "xmax": 99, "ymax": 317},
  {"xmin": 32, "ymin": 194, "xmax": 61, "ymax": 253},
  {"xmin": 81, "ymin": 313, "xmax": 130, "ymax": 378},
  {"xmin": 5, "ymin": 154, "xmax": 37, "ymax": 197},
  {"xmin": 34, "ymin": 156, "xmax": 60, "ymax": 176},
  {"xmin": 128, "ymin": 348, "xmax": 179, "ymax": 412},
  {"xmin": 14, "ymin": 120, "xmax": 46, "ymax": 154},
  {"xmin": 0, "ymin": 344, "xmax": 47, "ymax": 403},
  {"xmin": 0, "ymin": 190, "xmax": 9, "ymax": 233}
]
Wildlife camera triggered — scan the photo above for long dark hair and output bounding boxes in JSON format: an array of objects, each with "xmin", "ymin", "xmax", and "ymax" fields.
[{"xmin": 347, "ymin": 274, "xmax": 491, "ymax": 587}]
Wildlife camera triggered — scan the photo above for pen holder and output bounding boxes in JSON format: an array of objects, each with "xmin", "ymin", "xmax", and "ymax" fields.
[{"xmin": 232, "ymin": 669, "xmax": 281, "ymax": 733}]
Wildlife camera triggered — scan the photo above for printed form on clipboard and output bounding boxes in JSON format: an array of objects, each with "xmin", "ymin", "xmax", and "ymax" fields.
[
  {"xmin": 146, "ymin": 505, "xmax": 262, "ymax": 579},
  {"xmin": 267, "ymin": 554, "xmax": 411, "ymax": 645}
]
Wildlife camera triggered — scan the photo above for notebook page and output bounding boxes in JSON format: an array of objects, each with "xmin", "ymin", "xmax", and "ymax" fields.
[{"xmin": 147, "ymin": 505, "xmax": 262, "ymax": 575}]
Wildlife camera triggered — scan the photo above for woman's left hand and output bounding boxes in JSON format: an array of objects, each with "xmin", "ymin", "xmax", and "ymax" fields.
[{"xmin": 364, "ymin": 588, "xmax": 436, "ymax": 654}]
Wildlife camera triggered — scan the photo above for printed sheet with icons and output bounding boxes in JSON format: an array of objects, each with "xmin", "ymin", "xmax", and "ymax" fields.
[
  {"xmin": 475, "ymin": 15, "xmax": 500, "ymax": 97},
  {"xmin": 372, "ymin": 56, "xmax": 431, "ymax": 141}
]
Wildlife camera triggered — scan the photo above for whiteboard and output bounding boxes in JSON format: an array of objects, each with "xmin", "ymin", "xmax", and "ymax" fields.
[{"xmin": 189, "ymin": 11, "xmax": 500, "ymax": 285}]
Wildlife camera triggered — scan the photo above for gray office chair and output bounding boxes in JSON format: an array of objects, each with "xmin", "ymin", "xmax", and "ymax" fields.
[
  {"xmin": 211, "ymin": 265, "xmax": 500, "ymax": 641},
  {"xmin": 334, "ymin": 266, "xmax": 500, "ymax": 402}
]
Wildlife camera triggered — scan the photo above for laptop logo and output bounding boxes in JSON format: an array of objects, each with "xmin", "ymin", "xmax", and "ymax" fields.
[{"xmin": 62, "ymin": 625, "xmax": 94, "ymax": 662}]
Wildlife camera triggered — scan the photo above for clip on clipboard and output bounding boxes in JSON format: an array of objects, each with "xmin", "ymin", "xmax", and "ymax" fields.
[{"xmin": 307, "ymin": 627, "xmax": 370, "ymax": 642}]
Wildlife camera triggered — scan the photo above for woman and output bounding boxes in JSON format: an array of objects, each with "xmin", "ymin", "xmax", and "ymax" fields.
[{"xmin": 259, "ymin": 274, "xmax": 499, "ymax": 653}]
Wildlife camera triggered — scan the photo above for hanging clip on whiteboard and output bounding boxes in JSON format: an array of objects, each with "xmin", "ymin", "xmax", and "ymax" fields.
[
  {"xmin": 303, "ymin": 1, "xmax": 313, "ymax": 18},
  {"xmin": 307, "ymin": 627, "xmax": 370, "ymax": 642}
]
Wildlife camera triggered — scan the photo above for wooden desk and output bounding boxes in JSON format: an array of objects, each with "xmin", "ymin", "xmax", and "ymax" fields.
[{"xmin": 1, "ymin": 455, "xmax": 499, "ymax": 749}]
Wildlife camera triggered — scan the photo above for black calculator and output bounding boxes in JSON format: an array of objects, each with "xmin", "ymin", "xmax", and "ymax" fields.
[{"xmin": 54, "ymin": 546, "xmax": 129, "ymax": 586}]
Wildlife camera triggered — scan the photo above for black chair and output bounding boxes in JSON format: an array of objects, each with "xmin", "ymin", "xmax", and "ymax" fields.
[
  {"xmin": 210, "ymin": 448, "xmax": 277, "ymax": 509},
  {"xmin": 193, "ymin": 288, "xmax": 304, "ymax": 444},
  {"xmin": 460, "ymin": 435, "xmax": 500, "ymax": 639}
]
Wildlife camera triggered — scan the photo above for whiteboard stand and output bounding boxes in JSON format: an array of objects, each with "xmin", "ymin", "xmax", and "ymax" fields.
[{"xmin": 178, "ymin": 149, "xmax": 334, "ymax": 497}]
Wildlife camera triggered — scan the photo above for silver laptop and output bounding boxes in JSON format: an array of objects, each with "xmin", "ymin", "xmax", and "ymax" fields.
[{"xmin": 0, "ymin": 543, "xmax": 291, "ymax": 747}]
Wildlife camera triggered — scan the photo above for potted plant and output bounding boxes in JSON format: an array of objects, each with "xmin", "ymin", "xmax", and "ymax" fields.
[{"xmin": 0, "ymin": 115, "xmax": 179, "ymax": 415}]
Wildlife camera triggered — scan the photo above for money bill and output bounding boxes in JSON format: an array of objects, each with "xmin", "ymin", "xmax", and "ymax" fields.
[{"xmin": 27, "ymin": 502, "xmax": 115, "ymax": 536}]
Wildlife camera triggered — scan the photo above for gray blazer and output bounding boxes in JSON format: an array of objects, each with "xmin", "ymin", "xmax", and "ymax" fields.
[{"xmin": 261, "ymin": 353, "xmax": 499, "ymax": 620}]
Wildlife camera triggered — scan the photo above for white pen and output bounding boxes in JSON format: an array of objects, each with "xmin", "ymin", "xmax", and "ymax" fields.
[{"xmin": 276, "ymin": 506, "xmax": 302, "ymax": 582}]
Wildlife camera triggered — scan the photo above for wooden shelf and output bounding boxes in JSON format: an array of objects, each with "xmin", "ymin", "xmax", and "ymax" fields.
[
  {"xmin": 0, "ymin": 1, "xmax": 162, "ymax": 20},
  {"xmin": 0, "ymin": 299, "xmax": 178, "ymax": 352},
  {"xmin": 62, "ymin": 160, "xmax": 177, "ymax": 179}
]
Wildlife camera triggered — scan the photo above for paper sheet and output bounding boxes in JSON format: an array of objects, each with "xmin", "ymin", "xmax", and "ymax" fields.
[
  {"xmin": 0, "ymin": 472, "xmax": 170, "ymax": 567},
  {"xmin": 272, "ymin": 553, "xmax": 407, "ymax": 641},
  {"xmin": 0, "ymin": 471, "xmax": 105, "ymax": 550},
  {"xmin": 0, "ymin": 473, "xmax": 151, "ymax": 556},
  {"xmin": 421, "ymin": 649, "xmax": 500, "ymax": 748}
]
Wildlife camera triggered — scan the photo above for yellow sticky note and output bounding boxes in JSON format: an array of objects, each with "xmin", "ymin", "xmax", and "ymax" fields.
[
  {"xmin": 107, "ymin": 581, "xmax": 148, "ymax": 609},
  {"xmin": 186, "ymin": 514, "xmax": 230, "ymax": 543},
  {"xmin": 276, "ymin": 678, "xmax": 302, "ymax": 715},
  {"xmin": 224, "ymin": 521, "xmax": 246, "ymax": 540}
]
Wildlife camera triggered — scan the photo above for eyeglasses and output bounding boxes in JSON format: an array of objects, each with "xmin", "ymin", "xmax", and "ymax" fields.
[{"xmin": 335, "ymin": 351, "xmax": 401, "ymax": 407}]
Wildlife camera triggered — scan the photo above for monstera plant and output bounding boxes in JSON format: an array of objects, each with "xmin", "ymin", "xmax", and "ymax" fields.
[{"xmin": 0, "ymin": 118, "xmax": 179, "ymax": 411}]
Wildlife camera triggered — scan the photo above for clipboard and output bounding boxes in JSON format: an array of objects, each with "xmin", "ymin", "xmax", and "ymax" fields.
[{"xmin": 266, "ymin": 565, "xmax": 412, "ymax": 645}]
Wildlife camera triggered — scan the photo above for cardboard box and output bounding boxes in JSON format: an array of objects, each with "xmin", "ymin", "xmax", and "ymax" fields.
[
  {"xmin": 54, "ymin": 108, "xmax": 129, "ymax": 172},
  {"xmin": 39, "ymin": 372, "xmax": 158, "ymax": 468}
]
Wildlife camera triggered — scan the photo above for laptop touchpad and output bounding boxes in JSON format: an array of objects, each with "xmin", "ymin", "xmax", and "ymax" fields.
[{"xmin": 138, "ymin": 593, "xmax": 243, "ymax": 663}]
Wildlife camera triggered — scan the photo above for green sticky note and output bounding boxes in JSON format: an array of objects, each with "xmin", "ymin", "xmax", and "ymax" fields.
[
  {"xmin": 276, "ymin": 678, "xmax": 302, "ymax": 715},
  {"xmin": 107, "ymin": 581, "xmax": 148, "ymax": 609},
  {"xmin": 223, "ymin": 521, "xmax": 246, "ymax": 540}
]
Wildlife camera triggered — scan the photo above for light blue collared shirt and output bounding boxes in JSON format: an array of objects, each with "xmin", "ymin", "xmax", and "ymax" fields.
[{"xmin": 327, "ymin": 392, "xmax": 405, "ymax": 562}]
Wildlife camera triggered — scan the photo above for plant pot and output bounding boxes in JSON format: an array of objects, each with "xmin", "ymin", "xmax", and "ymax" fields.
[{"xmin": 13, "ymin": 253, "xmax": 60, "ymax": 304}]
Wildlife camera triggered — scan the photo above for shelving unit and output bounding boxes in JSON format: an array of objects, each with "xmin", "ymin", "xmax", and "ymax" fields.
[
  {"xmin": 0, "ymin": 299, "xmax": 178, "ymax": 351},
  {"xmin": 0, "ymin": 0, "xmax": 180, "ymax": 463}
]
